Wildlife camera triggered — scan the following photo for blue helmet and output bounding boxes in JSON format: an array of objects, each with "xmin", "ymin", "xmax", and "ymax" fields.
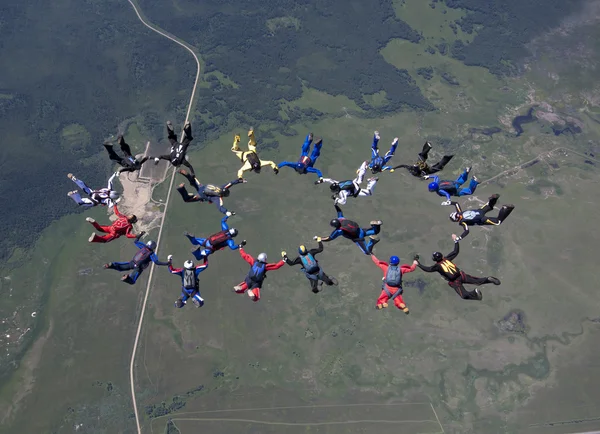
[
  {"xmin": 295, "ymin": 162, "xmax": 305, "ymax": 172},
  {"xmin": 389, "ymin": 255, "xmax": 400, "ymax": 265},
  {"xmin": 428, "ymin": 181, "xmax": 439, "ymax": 191}
]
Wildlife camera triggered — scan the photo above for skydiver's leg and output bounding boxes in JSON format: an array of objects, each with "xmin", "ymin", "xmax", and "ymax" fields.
[
  {"xmin": 233, "ymin": 281, "xmax": 249, "ymax": 293},
  {"xmin": 186, "ymin": 234, "xmax": 207, "ymax": 246},
  {"xmin": 300, "ymin": 134, "xmax": 312, "ymax": 158},
  {"xmin": 89, "ymin": 221, "xmax": 110, "ymax": 233},
  {"xmin": 178, "ymin": 169, "xmax": 198, "ymax": 188},
  {"xmin": 496, "ymin": 204, "xmax": 515, "ymax": 222},
  {"xmin": 309, "ymin": 138, "xmax": 323, "ymax": 164},
  {"xmin": 364, "ymin": 237, "xmax": 380, "ymax": 255},
  {"xmin": 364, "ymin": 222, "xmax": 381, "ymax": 237},
  {"xmin": 418, "ymin": 141, "xmax": 432, "ymax": 162},
  {"xmin": 358, "ymin": 177, "xmax": 378, "ymax": 197},
  {"xmin": 354, "ymin": 239, "xmax": 370, "ymax": 255},
  {"xmin": 103, "ymin": 144, "xmax": 125, "ymax": 165},
  {"xmin": 371, "ymin": 131, "xmax": 380, "ymax": 160},
  {"xmin": 392, "ymin": 293, "xmax": 409, "ymax": 312},
  {"xmin": 308, "ymin": 276, "xmax": 320, "ymax": 293},
  {"xmin": 376, "ymin": 290, "xmax": 390, "ymax": 308},
  {"xmin": 247, "ymin": 129, "xmax": 257, "ymax": 151},
  {"xmin": 383, "ymin": 138, "xmax": 398, "ymax": 164},
  {"xmin": 89, "ymin": 233, "xmax": 115, "ymax": 243},
  {"xmin": 176, "ymin": 185, "xmax": 201, "ymax": 203},
  {"xmin": 318, "ymin": 269, "xmax": 336, "ymax": 286},
  {"xmin": 334, "ymin": 191, "xmax": 348, "ymax": 206},
  {"xmin": 72, "ymin": 178, "xmax": 93, "ymax": 195},
  {"xmin": 427, "ymin": 155, "xmax": 454, "ymax": 174},
  {"xmin": 181, "ymin": 157, "xmax": 196, "ymax": 176},
  {"xmin": 462, "ymin": 273, "xmax": 499, "ymax": 286},
  {"xmin": 448, "ymin": 279, "xmax": 479, "ymax": 300},
  {"xmin": 354, "ymin": 161, "xmax": 367, "ymax": 186},
  {"xmin": 127, "ymin": 268, "xmax": 142, "ymax": 284},
  {"xmin": 118, "ymin": 136, "xmax": 134, "ymax": 157},
  {"xmin": 68, "ymin": 191, "xmax": 93, "ymax": 207},
  {"xmin": 482, "ymin": 216, "xmax": 502, "ymax": 225},
  {"xmin": 458, "ymin": 178, "xmax": 479, "ymax": 196},
  {"xmin": 249, "ymin": 285, "xmax": 261, "ymax": 302},
  {"xmin": 455, "ymin": 169, "xmax": 469, "ymax": 187},
  {"xmin": 192, "ymin": 292, "xmax": 204, "ymax": 307}
]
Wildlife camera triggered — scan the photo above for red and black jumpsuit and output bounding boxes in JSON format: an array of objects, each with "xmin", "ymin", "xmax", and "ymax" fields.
[
  {"xmin": 234, "ymin": 248, "xmax": 285, "ymax": 302},
  {"xmin": 371, "ymin": 255, "xmax": 417, "ymax": 310},
  {"xmin": 417, "ymin": 242, "xmax": 499, "ymax": 300},
  {"xmin": 88, "ymin": 205, "xmax": 138, "ymax": 243}
]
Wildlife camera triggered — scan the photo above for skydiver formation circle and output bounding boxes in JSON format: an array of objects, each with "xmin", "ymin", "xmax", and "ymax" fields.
[{"xmin": 68, "ymin": 123, "xmax": 515, "ymax": 313}]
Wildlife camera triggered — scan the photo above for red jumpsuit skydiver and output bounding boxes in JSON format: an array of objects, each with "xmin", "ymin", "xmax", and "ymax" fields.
[
  {"xmin": 88, "ymin": 204, "xmax": 139, "ymax": 243},
  {"xmin": 371, "ymin": 255, "xmax": 417, "ymax": 313},
  {"xmin": 233, "ymin": 248, "xmax": 285, "ymax": 302}
]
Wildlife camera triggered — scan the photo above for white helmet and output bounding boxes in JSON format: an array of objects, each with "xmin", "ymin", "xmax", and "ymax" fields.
[
  {"xmin": 257, "ymin": 253, "xmax": 268, "ymax": 263},
  {"xmin": 184, "ymin": 260, "xmax": 194, "ymax": 270},
  {"xmin": 449, "ymin": 212, "xmax": 460, "ymax": 222},
  {"xmin": 109, "ymin": 191, "xmax": 120, "ymax": 200}
]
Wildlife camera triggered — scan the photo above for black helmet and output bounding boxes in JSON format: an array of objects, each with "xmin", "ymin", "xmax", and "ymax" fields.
[
  {"xmin": 330, "ymin": 218, "xmax": 341, "ymax": 229},
  {"xmin": 251, "ymin": 161, "xmax": 261, "ymax": 172},
  {"xmin": 222, "ymin": 189, "xmax": 231, "ymax": 197},
  {"xmin": 372, "ymin": 163, "xmax": 382, "ymax": 173},
  {"xmin": 432, "ymin": 252, "xmax": 443, "ymax": 262},
  {"xmin": 329, "ymin": 183, "xmax": 340, "ymax": 193}
]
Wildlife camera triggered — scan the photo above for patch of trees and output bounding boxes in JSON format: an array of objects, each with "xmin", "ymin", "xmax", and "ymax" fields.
[{"xmin": 444, "ymin": 0, "xmax": 587, "ymax": 75}]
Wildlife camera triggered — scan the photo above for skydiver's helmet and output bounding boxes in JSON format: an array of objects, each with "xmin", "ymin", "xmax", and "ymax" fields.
[
  {"xmin": 449, "ymin": 212, "xmax": 460, "ymax": 222},
  {"xmin": 109, "ymin": 191, "xmax": 120, "ymax": 200},
  {"xmin": 222, "ymin": 189, "xmax": 231, "ymax": 197},
  {"xmin": 330, "ymin": 218, "xmax": 341, "ymax": 229},
  {"xmin": 298, "ymin": 245, "xmax": 308, "ymax": 255},
  {"xmin": 129, "ymin": 215, "xmax": 138, "ymax": 224},
  {"xmin": 229, "ymin": 228, "xmax": 238, "ymax": 237},
  {"xmin": 432, "ymin": 252, "xmax": 443, "ymax": 262},
  {"xmin": 146, "ymin": 240, "xmax": 157, "ymax": 250},
  {"xmin": 257, "ymin": 253, "xmax": 268, "ymax": 263},
  {"xmin": 251, "ymin": 161, "xmax": 261, "ymax": 173},
  {"xmin": 389, "ymin": 255, "xmax": 400, "ymax": 265},
  {"xmin": 184, "ymin": 260, "xmax": 194, "ymax": 270},
  {"xmin": 329, "ymin": 183, "xmax": 341, "ymax": 193},
  {"xmin": 428, "ymin": 182, "xmax": 439, "ymax": 192},
  {"xmin": 371, "ymin": 157, "xmax": 383, "ymax": 174}
]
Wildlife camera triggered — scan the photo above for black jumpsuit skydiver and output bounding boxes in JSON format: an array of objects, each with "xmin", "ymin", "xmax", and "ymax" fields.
[{"xmin": 392, "ymin": 142, "xmax": 453, "ymax": 178}]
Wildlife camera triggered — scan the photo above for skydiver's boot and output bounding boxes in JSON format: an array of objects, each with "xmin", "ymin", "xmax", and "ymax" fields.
[
  {"xmin": 487, "ymin": 277, "xmax": 501, "ymax": 285},
  {"xmin": 488, "ymin": 194, "xmax": 500, "ymax": 208},
  {"xmin": 117, "ymin": 134, "xmax": 125, "ymax": 146},
  {"xmin": 231, "ymin": 134, "xmax": 241, "ymax": 151},
  {"xmin": 369, "ymin": 235, "xmax": 380, "ymax": 246},
  {"xmin": 370, "ymin": 220, "xmax": 382, "ymax": 226},
  {"xmin": 475, "ymin": 288, "xmax": 483, "ymax": 300},
  {"xmin": 247, "ymin": 127, "xmax": 256, "ymax": 148},
  {"xmin": 166, "ymin": 121, "xmax": 175, "ymax": 139},
  {"xmin": 175, "ymin": 298, "xmax": 185, "ymax": 308},
  {"xmin": 121, "ymin": 275, "xmax": 134, "ymax": 284},
  {"xmin": 376, "ymin": 303, "xmax": 384, "ymax": 309},
  {"xmin": 233, "ymin": 284, "xmax": 243, "ymax": 292},
  {"xmin": 382, "ymin": 302, "xmax": 389, "ymax": 308},
  {"xmin": 104, "ymin": 263, "xmax": 114, "ymax": 269},
  {"xmin": 192, "ymin": 296, "xmax": 203, "ymax": 308},
  {"xmin": 418, "ymin": 141, "xmax": 432, "ymax": 162},
  {"xmin": 497, "ymin": 204, "xmax": 515, "ymax": 223},
  {"xmin": 398, "ymin": 302, "xmax": 409, "ymax": 314}
]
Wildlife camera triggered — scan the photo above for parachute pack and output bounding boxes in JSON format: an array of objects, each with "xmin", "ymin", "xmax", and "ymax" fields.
[
  {"xmin": 208, "ymin": 230, "xmax": 230, "ymax": 248},
  {"xmin": 385, "ymin": 265, "xmax": 402, "ymax": 288},
  {"xmin": 300, "ymin": 253, "xmax": 319, "ymax": 274},
  {"xmin": 183, "ymin": 268, "xmax": 198, "ymax": 290},
  {"xmin": 204, "ymin": 184, "xmax": 224, "ymax": 197}
]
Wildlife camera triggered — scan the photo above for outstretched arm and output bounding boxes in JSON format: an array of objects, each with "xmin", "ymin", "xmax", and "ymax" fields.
[
  {"xmin": 438, "ymin": 189, "xmax": 452, "ymax": 201},
  {"xmin": 260, "ymin": 159, "xmax": 278, "ymax": 170},
  {"xmin": 311, "ymin": 241, "xmax": 324, "ymax": 255},
  {"xmin": 168, "ymin": 263, "xmax": 183, "ymax": 276},
  {"xmin": 239, "ymin": 247, "xmax": 255, "ymax": 265},
  {"xmin": 334, "ymin": 204, "xmax": 344, "ymax": 218},
  {"xmin": 321, "ymin": 177, "xmax": 337, "ymax": 185},
  {"xmin": 451, "ymin": 201, "xmax": 463, "ymax": 213},
  {"xmin": 370, "ymin": 254, "xmax": 388, "ymax": 272},
  {"xmin": 446, "ymin": 241, "xmax": 460, "ymax": 261},
  {"xmin": 195, "ymin": 257, "xmax": 209, "ymax": 275},
  {"xmin": 323, "ymin": 229, "xmax": 342, "ymax": 241},
  {"xmin": 417, "ymin": 262, "xmax": 437, "ymax": 272},
  {"xmin": 305, "ymin": 166, "xmax": 323, "ymax": 178},
  {"xmin": 125, "ymin": 226, "xmax": 138, "ymax": 239},
  {"xmin": 266, "ymin": 260, "xmax": 286, "ymax": 271},
  {"xmin": 457, "ymin": 222, "xmax": 470, "ymax": 240},
  {"xmin": 278, "ymin": 161, "xmax": 296, "ymax": 169},
  {"xmin": 285, "ymin": 256, "xmax": 302, "ymax": 266},
  {"xmin": 113, "ymin": 204, "xmax": 123, "ymax": 217},
  {"xmin": 400, "ymin": 261, "xmax": 419, "ymax": 273},
  {"xmin": 226, "ymin": 239, "xmax": 239, "ymax": 250},
  {"xmin": 151, "ymin": 253, "xmax": 169, "ymax": 266},
  {"xmin": 221, "ymin": 215, "xmax": 230, "ymax": 231}
]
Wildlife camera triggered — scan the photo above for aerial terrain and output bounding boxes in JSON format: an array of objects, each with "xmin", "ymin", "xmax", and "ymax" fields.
[{"xmin": 1, "ymin": 0, "xmax": 600, "ymax": 433}]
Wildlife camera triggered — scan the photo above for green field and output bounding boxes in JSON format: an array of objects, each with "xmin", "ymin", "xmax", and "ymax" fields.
[{"xmin": 2, "ymin": 0, "xmax": 600, "ymax": 433}]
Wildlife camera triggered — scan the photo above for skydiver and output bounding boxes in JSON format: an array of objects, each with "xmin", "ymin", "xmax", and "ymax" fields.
[
  {"xmin": 184, "ymin": 213, "xmax": 243, "ymax": 260},
  {"xmin": 426, "ymin": 167, "xmax": 480, "ymax": 205},
  {"xmin": 318, "ymin": 161, "xmax": 378, "ymax": 205},
  {"xmin": 151, "ymin": 121, "xmax": 196, "ymax": 175},
  {"xmin": 233, "ymin": 249, "xmax": 285, "ymax": 302},
  {"xmin": 86, "ymin": 204, "xmax": 140, "ymax": 243},
  {"xmin": 104, "ymin": 234, "xmax": 169, "ymax": 284},
  {"xmin": 449, "ymin": 194, "xmax": 515, "ymax": 241},
  {"xmin": 176, "ymin": 169, "xmax": 247, "ymax": 215},
  {"xmin": 277, "ymin": 133, "xmax": 324, "ymax": 182},
  {"xmin": 317, "ymin": 204, "xmax": 382, "ymax": 255},
  {"xmin": 168, "ymin": 256, "xmax": 209, "ymax": 308},
  {"xmin": 368, "ymin": 131, "xmax": 398, "ymax": 174},
  {"xmin": 391, "ymin": 141, "xmax": 453, "ymax": 178},
  {"xmin": 415, "ymin": 235, "xmax": 500, "ymax": 300},
  {"xmin": 103, "ymin": 134, "xmax": 149, "ymax": 173},
  {"xmin": 371, "ymin": 254, "xmax": 419, "ymax": 313},
  {"xmin": 67, "ymin": 172, "xmax": 119, "ymax": 208},
  {"xmin": 282, "ymin": 237, "xmax": 338, "ymax": 293},
  {"xmin": 231, "ymin": 128, "xmax": 279, "ymax": 179}
]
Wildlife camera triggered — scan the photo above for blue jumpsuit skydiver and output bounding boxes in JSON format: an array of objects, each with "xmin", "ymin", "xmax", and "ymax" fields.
[
  {"xmin": 427, "ymin": 167, "xmax": 480, "ymax": 205},
  {"xmin": 277, "ymin": 133, "xmax": 324, "ymax": 182},
  {"xmin": 368, "ymin": 131, "xmax": 398, "ymax": 174},
  {"xmin": 319, "ymin": 205, "xmax": 382, "ymax": 255},
  {"xmin": 168, "ymin": 257, "xmax": 209, "ymax": 308},
  {"xmin": 184, "ymin": 214, "xmax": 243, "ymax": 260},
  {"xmin": 104, "ymin": 237, "xmax": 169, "ymax": 284}
]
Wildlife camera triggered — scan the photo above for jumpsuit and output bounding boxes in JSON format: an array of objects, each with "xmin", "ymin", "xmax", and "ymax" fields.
[
  {"xmin": 322, "ymin": 161, "xmax": 378, "ymax": 205},
  {"xmin": 233, "ymin": 248, "xmax": 285, "ymax": 302},
  {"xmin": 278, "ymin": 133, "xmax": 324, "ymax": 179},
  {"xmin": 231, "ymin": 130, "xmax": 278, "ymax": 179},
  {"xmin": 88, "ymin": 204, "xmax": 138, "ymax": 243}
]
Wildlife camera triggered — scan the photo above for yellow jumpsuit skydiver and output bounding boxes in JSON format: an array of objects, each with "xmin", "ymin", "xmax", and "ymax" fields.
[{"xmin": 231, "ymin": 128, "xmax": 279, "ymax": 179}]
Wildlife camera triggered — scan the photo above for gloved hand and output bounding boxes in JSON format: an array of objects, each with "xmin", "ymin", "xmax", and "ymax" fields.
[
  {"xmin": 281, "ymin": 251, "xmax": 287, "ymax": 258},
  {"xmin": 240, "ymin": 240, "xmax": 247, "ymax": 247},
  {"xmin": 241, "ymin": 178, "xmax": 248, "ymax": 183},
  {"xmin": 390, "ymin": 169, "xmax": 395, "ymax": 173},
  {"xmin": 413, "ymin": 254, "xmax": 420, "ymax": 261},
  {"xmin": 314, "ymin": 178, "xmax": 323, "ymax": 185},
  {"xmin": 226, "ymin": 211, "xmax": 235, "ymax": 217},
  {"xmin": 167, "ymin": 254, "xmax": 173, "ymax": 262},
  {"xmin": 273, "ymin": 168, "xmax": 279, "ymax": 175},
  {"xmin": 423, "ymin": 175, "xmax": 430, "ymax": 180},
  {"xmin": 441, "ymin": 200, "xmax": 452, "ymax": 206},
  {"xmin": 200, "ymin": 249, "xmax": 209, "ymax": 257},
  {"xmin": 313, "ymin": 236, "xmax": 322, "ymax": 242},
  {"xmin": 452, "ymin": 234, "xmax": 461, "ymax": 242}
]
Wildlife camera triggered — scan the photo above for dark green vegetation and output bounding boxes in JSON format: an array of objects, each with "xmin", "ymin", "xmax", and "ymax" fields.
[
  {"xmin": 0, "ymin": 0, "xmax": 193, "ymax": 261},
  {"xmin": 3, "ymin": 0, "xmax": 600, "ymax": 433}
]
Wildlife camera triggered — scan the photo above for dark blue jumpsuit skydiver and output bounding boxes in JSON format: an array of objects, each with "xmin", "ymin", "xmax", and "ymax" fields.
[
  {"xmin": 185, "ymin": 214, "xmax": 242, "ymax": 260},
  {"xmin": 168, "ymin": 257, "xmax": 209, "ymax": 308},
  {"xmin": 427, "ymin": 167, "xmax": 480, "ymax": 205},
  {"xmin": 176, "ymin": 169, "xmax": 246, "ymax": 214},
  {"xmin": 104, "ymin": 237, "xmax": 169, "ymax": 284},
  {"xmin": 368, "ymin": 131, "xmax": 398, "ymax": 174},
  {"xmin": 320, "ymin": 205, "xmax": 382, "ymax": 255},
  {"xmin": 283, "ymin": 240, "xmax": 338, "ymax": 293},
  {"xmin": 277, "ymin": 133, "xmax": 324, "ymax": 182}
]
